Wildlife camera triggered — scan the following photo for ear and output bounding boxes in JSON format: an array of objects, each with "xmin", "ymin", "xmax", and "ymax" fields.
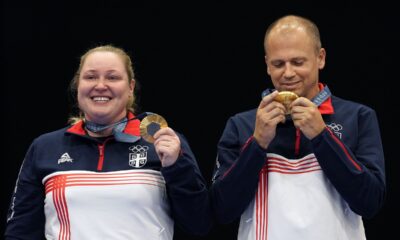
[
  {"xmin": 265, "ymin": 55, "xmax": 271, "ymax": 75},
  {"xmin": 318, "ymin": 48, "xmax": 326, "ymax": 70},
  {"xmin": 130, "ymin": 78, "xmax": 135, "ymax": 93}
]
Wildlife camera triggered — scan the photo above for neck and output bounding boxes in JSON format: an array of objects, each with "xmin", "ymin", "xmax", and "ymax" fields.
[
  {"xmin": 306, "ymin": 84, "xmax": 322, "ymax": 100},
  {"xmin": 86, "ymin": 128, "xmax": 113, "ymax": 138},
  {"xmin": 84, "ymin": 115, "xmax": 128, "ymax": 138}
]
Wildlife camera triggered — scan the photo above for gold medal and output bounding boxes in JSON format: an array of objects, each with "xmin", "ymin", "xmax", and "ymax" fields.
[
  {"xmin": 275, "ymin": 91, "xmax": 298, "ymax": 114},
  {"xmin": 139, "ymin": 114, "xmax": 168, "ymax": 143}
]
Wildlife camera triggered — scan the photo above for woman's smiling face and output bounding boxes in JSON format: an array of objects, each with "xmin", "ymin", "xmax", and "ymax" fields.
[{"xmin": 77, "ymin": 51, "xmax": 134, "ymax": 125}]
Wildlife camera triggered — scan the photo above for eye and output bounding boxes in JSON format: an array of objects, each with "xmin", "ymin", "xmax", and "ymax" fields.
[
  {"xmin": 107, "ymin": 75, "xmax": 122, "ymax": 81},
  {"xmin": 271, "ymin": 61, "xmax": 284, "ymax": 68},
  {"xmin": 291, "ymin": 59, "xmax": 305, "ymax": 66},
  {"xmin": 82, "ymin": 74, "xmax": 97, "ymax": 80}
]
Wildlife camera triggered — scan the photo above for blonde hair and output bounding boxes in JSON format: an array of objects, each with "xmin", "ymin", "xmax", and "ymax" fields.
[{"xmin": 68, "ymin": 45, "xmax": 136, "ymax": 124}]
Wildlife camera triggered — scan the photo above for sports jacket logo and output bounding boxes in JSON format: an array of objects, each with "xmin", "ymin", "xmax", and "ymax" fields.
[
  {"xmin": 129, "ymin": 145, "xmax": 149, "ymax": 168},
  {"xmin": 58, "ymin": 153, "xmax": 73, "ymax": 164},
  {"xmin": 327, "ymin": 122, "xmax": 343, "ymax": 139}
]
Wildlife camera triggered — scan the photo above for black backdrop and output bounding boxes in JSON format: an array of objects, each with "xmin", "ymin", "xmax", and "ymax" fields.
[{"xmin": 2, "ymin": 1, "xmax": 398, "ymax": 239}]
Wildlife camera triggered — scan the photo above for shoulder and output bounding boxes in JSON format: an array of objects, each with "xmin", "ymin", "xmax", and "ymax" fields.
[
  {"xmin": 228, "ymin": 108, "xmax": 258, "ymax": 123},
  {"xmin": 33, "ymin": 126, "xmax": 71, "ymax": 145},
  {"xmin": 331, "ymin": 95, "xmax": 376, "ymax": 116}
]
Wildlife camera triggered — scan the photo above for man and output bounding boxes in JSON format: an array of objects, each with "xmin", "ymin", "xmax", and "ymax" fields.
[{"xmin": 211, "ymin": 15, "xmax": 385, "ymax": 240}]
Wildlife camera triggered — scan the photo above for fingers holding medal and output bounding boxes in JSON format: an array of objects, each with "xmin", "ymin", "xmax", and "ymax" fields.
[{"xmin": 274, "ymin": 91, "xmax": 298, "ymax": 114}]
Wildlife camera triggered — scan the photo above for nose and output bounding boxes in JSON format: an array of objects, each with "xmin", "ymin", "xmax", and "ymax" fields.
[
  {"xmin": 94, "ymin": 78, "xmax": 108, "ymax": 90},
  {"xmin": 283, "ymin": 63, "xmax": 295, "ymax": 79}
]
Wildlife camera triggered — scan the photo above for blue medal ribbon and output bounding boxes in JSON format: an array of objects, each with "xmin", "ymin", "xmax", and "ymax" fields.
[
  {"xmin": 261, "ymin": 85, "xmax": 331, "ymax": 107},
  {"xmin": 84, "ymin": 112, "xmax": 149, "ymax": 143}
]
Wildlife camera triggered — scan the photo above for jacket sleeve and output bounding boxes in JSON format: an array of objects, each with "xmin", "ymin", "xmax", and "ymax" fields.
[
  {"xmin": 312, "ymin": 108, "xmax": 385, "ymax": 218},
  {"xmin": 5, "ymin": 142, "xmax": 46, "ymax": 240},
  {"xmin": 210, "ymin": 117, "xmax": 266, "ymax": 224},
  {"xmin": 160, "ymin": 134, "xmax": 212, "ymax": 236}
]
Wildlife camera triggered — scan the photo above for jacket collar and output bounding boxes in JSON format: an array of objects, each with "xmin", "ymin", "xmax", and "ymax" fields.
[
  {"xmin": 66, "ymin": 112, "xmax": 141, "ymax": 137},
  {"xmin": 318, "ymin": 83, "xmax": 334, "ymax": 115}
]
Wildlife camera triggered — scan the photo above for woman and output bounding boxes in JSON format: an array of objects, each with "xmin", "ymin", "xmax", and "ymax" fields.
[{"xmin": 5, "ymin": 45, "xmax": 211, "ymax": 239}]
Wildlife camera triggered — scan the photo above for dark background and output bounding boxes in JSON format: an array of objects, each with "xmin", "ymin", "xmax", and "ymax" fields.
[{"xmin": 2, "ymin": 1, "xmax": 398, "ymax": 239}]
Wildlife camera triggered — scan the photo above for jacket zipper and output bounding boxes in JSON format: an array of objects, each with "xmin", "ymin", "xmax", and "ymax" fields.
[
  {"xmin": 97, "ymin": 144, "xmax": 105, "ymax": 171},
  {"xmin": 295, "ymin": 128, "xmax": 301, "ymax": 156}
]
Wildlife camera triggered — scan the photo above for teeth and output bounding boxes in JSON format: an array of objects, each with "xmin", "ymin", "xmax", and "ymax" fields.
[{"xmin": 93, "ymin": 97, "xmax": 110, "ymax": 102}]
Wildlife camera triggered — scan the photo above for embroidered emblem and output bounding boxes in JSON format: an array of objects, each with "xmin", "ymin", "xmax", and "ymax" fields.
[
  {"xmin": 327, "ymin": 122, "xmax": 343, "ymax": 139},
  {"xmin": 129, "ymin": 145, "xmax": 149, "ymax": 168},
  {"xmin": 58, "ymin": 153, "xmax": 73, "ymax": 164}
]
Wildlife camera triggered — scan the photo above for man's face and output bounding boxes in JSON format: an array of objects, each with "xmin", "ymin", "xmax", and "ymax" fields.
[{"xmin": 265, "ymin": 27, "xmax": 325, "ymax": 100}]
